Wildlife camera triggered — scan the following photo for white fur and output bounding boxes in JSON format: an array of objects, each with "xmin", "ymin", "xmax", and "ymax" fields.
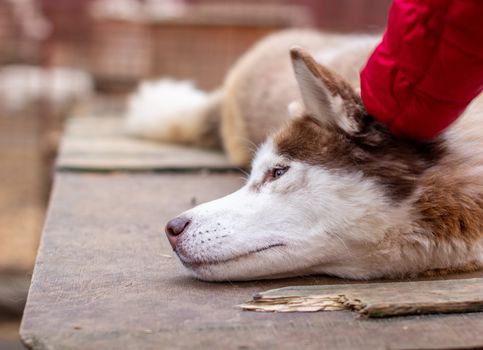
[
  {"xmin": 125, "ymin": 79, "xmax": 208, "ymax": 143},
  {"xmin": 287, "ymin": 101, "xmax": 304, "ymax": 119}
]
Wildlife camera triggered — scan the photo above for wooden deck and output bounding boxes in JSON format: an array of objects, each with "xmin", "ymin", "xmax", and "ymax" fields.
[
  {"xmin": 57, "ymin": 116, "xmax": 235, "ymax": 172},
  {"xmin": 20, "ymin": 115, "xmax": 483, "ymax": 349}
]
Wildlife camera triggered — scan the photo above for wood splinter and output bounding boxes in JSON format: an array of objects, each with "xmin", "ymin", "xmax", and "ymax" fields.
[{"xmin": 239, "ymin": 278, "xmax": 483, "ymax": 318}]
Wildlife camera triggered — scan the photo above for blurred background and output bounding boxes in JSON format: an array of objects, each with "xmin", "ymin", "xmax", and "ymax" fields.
[{"xmin": 0, "ymin": 0, "xmax": 391, "ymax": 347}]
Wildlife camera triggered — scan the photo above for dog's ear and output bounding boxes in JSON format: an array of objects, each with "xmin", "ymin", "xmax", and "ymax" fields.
[{"xmin": 290, "ymin": 47, "xmax": 364, "ymax": 134}]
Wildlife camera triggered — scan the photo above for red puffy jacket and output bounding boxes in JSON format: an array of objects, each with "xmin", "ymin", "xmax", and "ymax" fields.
[{"xmin": 360, "ymin": 0, "xmax": 483, "ymax": 140}]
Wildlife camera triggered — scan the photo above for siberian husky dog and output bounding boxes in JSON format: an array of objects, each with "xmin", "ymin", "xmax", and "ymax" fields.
[{"xmin": 126, "ymin": 30, "xmax": 483, "ymax": 281}]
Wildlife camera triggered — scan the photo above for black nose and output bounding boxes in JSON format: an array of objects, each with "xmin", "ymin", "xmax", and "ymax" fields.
[{"xmin": 165, "ymin": 216, "xmax": 191, "ymax": 249}]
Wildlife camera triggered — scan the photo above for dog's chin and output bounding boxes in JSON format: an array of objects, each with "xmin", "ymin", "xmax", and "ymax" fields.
[
  {"xmin": 188, "ymin": 264, "xmax": 315, "ymax": 282},
  {"xmin": 186, "ymin": 262, "xmax": 285, "ymax": 282},
  {"xmin": 176, "ymin": 243, "xmax": 292, "ymax": 282}
]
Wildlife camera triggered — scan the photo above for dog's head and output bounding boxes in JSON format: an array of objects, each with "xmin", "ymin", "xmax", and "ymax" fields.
[{"xmin": 165, "ymin": 48, "xmax": 443, "ymax": 281}]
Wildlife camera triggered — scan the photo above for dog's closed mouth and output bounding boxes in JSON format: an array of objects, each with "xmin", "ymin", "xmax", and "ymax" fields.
[{"xmin": 177, "ymin": 243, "xmax": 286, "ymax": 268}]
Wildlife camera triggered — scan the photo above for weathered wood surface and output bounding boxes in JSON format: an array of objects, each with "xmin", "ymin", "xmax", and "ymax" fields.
[
  {"xmin": 20, "ymin": 172, "xmax": 483, "ymax": 350},
  {"xmin": 241, "ymin": 279, "xmax": 483, "ymax": 317},
  {"xmin": 57, "ymin": 117, "xmax": 235, "ymax": 171}
]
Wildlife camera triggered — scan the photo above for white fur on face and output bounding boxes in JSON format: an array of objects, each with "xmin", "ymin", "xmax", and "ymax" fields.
[{"xmin": 172, "ymin": 141, "xmax": 419, "ymax": 281}]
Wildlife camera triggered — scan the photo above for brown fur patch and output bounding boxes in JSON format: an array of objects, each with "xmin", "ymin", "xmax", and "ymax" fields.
[
  {"xmin": 416, "ymin": 173, "xmax": 483, "ymax": 243},
  {"xmin": 274, "ymin": 115, "xmax": 445, "ymax": 201}
]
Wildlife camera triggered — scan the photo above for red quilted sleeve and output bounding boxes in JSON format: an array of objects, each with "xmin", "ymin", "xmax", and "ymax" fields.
[{"xmin": 360, "ymin": 0, "xmax": 483, "ymax": 139}]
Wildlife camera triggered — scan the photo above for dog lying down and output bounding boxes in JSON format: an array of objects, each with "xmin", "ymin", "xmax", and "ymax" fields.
[{"xmin": 125, "ymin": 30, "xmax": 483, "ymax": 281}]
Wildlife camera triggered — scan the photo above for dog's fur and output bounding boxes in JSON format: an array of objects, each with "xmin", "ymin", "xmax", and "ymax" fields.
[{"xmin": 126, "ymin": 30, "xmax": 483, "ymax": 281}]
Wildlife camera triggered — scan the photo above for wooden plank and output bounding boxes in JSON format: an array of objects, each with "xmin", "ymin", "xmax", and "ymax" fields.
[
  {"xmin": 57, "ymin": 117, "xmax": 235, "ymax": 171},
  {"xmin": 20, "ymin": 172, "xmax": 483, "ymax": 350},
  {"xmin": 240, "ymin": 279, "xmax": 483, "ymax": 317}
]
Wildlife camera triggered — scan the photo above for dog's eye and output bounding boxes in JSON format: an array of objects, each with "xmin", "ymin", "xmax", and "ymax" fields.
[
  {"xmin": 259, "ymin": 166, "xmax": 290, "ymax": 187},
  {"xmin": 271, "ymin": 166, "xmax": 289, "ymax": 179}
]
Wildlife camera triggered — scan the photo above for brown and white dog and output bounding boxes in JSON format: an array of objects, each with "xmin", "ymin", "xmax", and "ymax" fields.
[{"xmin": 126, "ymin": 30, "xmax": 483, "ymax": 281}]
